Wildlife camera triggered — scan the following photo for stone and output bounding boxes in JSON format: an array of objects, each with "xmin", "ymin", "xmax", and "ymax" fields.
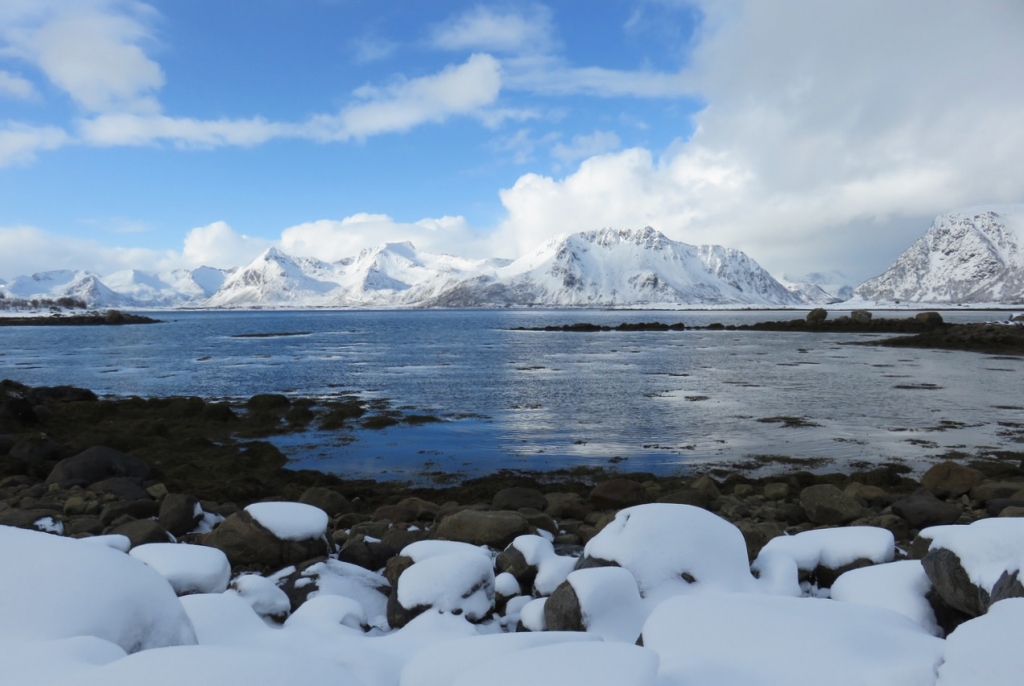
[
  {"xmin": 337, "ymin": 537, "xmax": 397, "ymax": 571},
  {"xmin": 851, "ymin": 310, "xmax": 873, "ymax": 323},
  {"xmin": 201, "ymin": 509, "xmax": 329, "ymax": 570},
  {"xmin": 380, "ymin": 526, "xmax": 428, "ymax": 552},
  {"xmin": 807, "ymin": 308, "xmax": 828, "ymax": 322},
  {"xmin": 544, "ymin": 492, "xmax": 590, "ymax": 520},
  {"xmin": 733, "ymin": 484, "xmax": 754, "ymax": 498},
  {"xmin": 921, "ymin": 461, "xmax": 985, "ymax": 498},
  {"xmin": 493, "ymin": 487, "xmax": 547, "ymax": 512},
  {"xmin": 691, "ymin": 475, "xmax": 722, "ymax": 500},
  {"xmin": 45, "ymin": 446, "xmax": 150, "ymax": 489},
  {"xmin": 999, "ymin": 506, "xmax": 1024, "ymax": 518},
  {"xmin": 891, "ymin": 494, "xmax": 961, "ymax": 530},
  {"xmin": 8, "ymin": 436, "xmax": 66, "ymax": 463},
  {"xmin": 519, "ymin": 509, "xmax": 558, "ymax": 535},
  {"xmin": 395, "ymin": 497, "xmax": 440, "ymax": 521},
  {"xmin": 763, "ymin": 482, "xmax": 790, "ymax": 500},
  {"xmin": 89, "ymin": 477, "xmax": 151, "ymax": 501},
  {"xmin": 434, "ymin": 510, "xmax": 530, "ymax": 549},
  {"xmin": 921, "ymin": 547, "xmax": 1024, "ymax": 618},
  {"xmin": 110, "ymin": 518, "xmax": 172, "ymax": 548},
  {"xmin": 843, "ymin": 482, "xmax": 891, "ymax": 506},
  {"xmin": 589, "ymin": 479, "xmax": 647, "ymax": 510},
  {"xmin": 158, "ymin": 493, "xmax": 202, "ymax": 537},
  {"xmin": 99, "ymin": 499, "xmax": 159, "ymax": 526},
  {"xmin": 0, "ymin": 508, "xmax": 65, "ymax": 533},
  {"xmin": 63, "ymin": 495, "xmax": 91, "ymax": 516},
  {"xmin": 146, "ymin": 483, "xmax": 170, "ymax": 500},
  {"xmin": 985, "ymin": 499, "xmax": 1024, "ymax": 517},
  {"xmin": 915, "ymin": 311, "xmax": 943, "ymax": 326},
  {"xmin": 298, "ymin": 487, "xmax": 352, "ymax": 517},
  {"xmin": 656, "ymin": 489, "xmax": 711, "ymax": 509},
  {"xmin": 372, "ymin": 504, "xmax": 418, "ymax": 524},
  {"xmin": 735, "ymin": 519, "xmax": 786, "ymax": 562},
  {"xmin": 971, "ymin": 482, "xmax": 1024, "ymax": 503},
  {"xmin": 799, "ymin": 484, "xmax": 865, "ymax": 525},
  {"xmin": 68, "ymin": 515, "xmax": 105, "ymax": 536},
  {"xmin": 543, "ymin": 580, "xmax": 584, "ymax": 632}
]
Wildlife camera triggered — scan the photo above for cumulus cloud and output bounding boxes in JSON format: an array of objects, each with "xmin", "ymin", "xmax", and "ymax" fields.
[
  {"xmin": 0, "ymin": 122, "xmax": 71, "ymax": 166},
  {"xmin": 306, "ymin": 54, "xmax": 502, "ymax": 141},
  {"xmin": 493, "ymin": 0, "xmax": 1024, "ymax": 281},
  {"xmin": 0, "ymin": 70, "xmax": 36, "ymax": 99},
  {"xmin": 280, "ymin": 214, "xmax": 478, "ymax": 261},
  {"xmin": 431, "ymin": 5, "xmax": 554, "ymax": 54},
  {"xmin": 1, "ymin": 0, "xmax": 164, "ymax": 113},
  {"xmin": 181, "ymin": 222, "xmax": 272, "ymax": 269},
  {"xmin": 0, "ymin": 224, "xmax": 175, "ymax": 279}
]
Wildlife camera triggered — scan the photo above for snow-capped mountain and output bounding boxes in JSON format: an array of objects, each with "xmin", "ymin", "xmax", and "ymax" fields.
[
  {"xmin": 422, "ymin": 227, "xmax": 803, "ymax": 307},
  {"xmin": 854, "ymin": 206, "xmax": 1024, "ymax": 304},
  {"xmin": 1, "ymin": 227, "xmax": 810, "ymax": 309}
]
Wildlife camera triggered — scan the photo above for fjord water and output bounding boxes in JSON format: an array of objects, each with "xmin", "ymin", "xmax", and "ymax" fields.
[{"xmin": 2, "ymin": 309, "xmax": 1021, "ymax": 481}]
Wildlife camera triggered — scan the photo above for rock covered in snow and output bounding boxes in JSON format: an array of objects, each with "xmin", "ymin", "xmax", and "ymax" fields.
[
  {"xmin": 0, "ymin": 525, "xmax": 197, "ymax": 653},
  {"xmin": 937, "ymin": 597, "xmax": 1024, "ymax": 685},
  {"xmin": 200, "ymin": 503, "xmax": 329, "ymax": 570},
  {"xmin": 831, "ymin": 560, "xmax": 940, "ymax": 636},
  {"xmin": 129, "ymin": 543, "xmax": 231, "ymax": 596},
  {"xmin": 496, "ymin": 535, "xmax": 578, "ymax": 596},
  {"xmin": 544, "ymin": 566, "xmax": 647, "ymax": 643},
  {"xmin": 434, "ymin": 509, "xmax": 530, "ymax": 549},
  {"xmin": 390, "ymin": 551, "xmax": 495, "ymax": 628}
]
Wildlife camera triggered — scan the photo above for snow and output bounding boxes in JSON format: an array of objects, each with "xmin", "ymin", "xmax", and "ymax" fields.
[
  {"xmin": 830, "ymin": 560, "xmax": 940, "ymax": 636},
  {"xmin": 495, "ymin": 571, "xmax": 521, "ymax": 597},
  {"xmin": 518, "ymin": 597, "xmax": 548, "ymax": 631},
  {"xmin": 510, "ymin": 534, "xmax": 578, "ymax": 595},
  {"xmin": 78, "ymin": 534, "xmax": 132, "ymax": 553},
  {"xmin": 129, "ymin": 543, "xmax": 231, "ymax": 595},
  {"xmin": 0, "ymin": 525, "xmax": 197, "ymax": 653},
  {"xmin": 226, "ymin": 573, "xmax": 292, "ymax": 620},
  {"xmin": 937, "ymin": 597, "xmax": 1024, "ymax": 685},
  {"xmin": 397, "ymin": 551, "xmax": 495, "ymax": 621},
  {"xmin": 401, "ymin": 539, "xmax": 493, "ymax": 562},
  {"xmin": 920, "ymin": 518, "xmax": 1024, "ymax": 592},
  {"xmin": 642, "ymin": 593, "xmax": 944, "ymax": 686},
  {"xmin": 244, "ymin": 501, "xmax": 328, "ymax": 541},
  {"xmin": 583, "ymin": 504, "xmax": 757, "ymax": 605},
  {"xmin": 294, "ymin": 559, "xmax": 390, "ymax": 629},
  {"xmin": 0, "ymin": 636, "xmax": 127, "ymax": 685},
  {"xmin": 566, "ymin": 566, "xmax": 647, "ymax": 643},
  {"xmin": 445, "ymin": 641, "xmax": 659, "ymax": 686},
  {"xmin": 283, "ymin": 593, "xmax": 366, "ymax": 632},
  {"xmin": 399, "ymin": 632, "xmax": 601, "ymax": 686}
]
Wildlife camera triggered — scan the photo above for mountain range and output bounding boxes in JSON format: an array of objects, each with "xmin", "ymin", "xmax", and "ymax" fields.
[
  {"xmin": 0, "ymin": 227, "xmax": 832, "ymax": 310},
  {"xmin": 5, "ymin": 206, "xmax": 1023, "ymax": 310}
]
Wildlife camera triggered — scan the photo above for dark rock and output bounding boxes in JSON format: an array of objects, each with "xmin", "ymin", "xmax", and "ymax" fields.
[
  {"xmin": 434, "ymin": 510, "xmax": 530, "ymax": 549},
  {"xmin": 926, "ymin": 588, "xmax": 973, "ymax": 637},
  {"xmin": 762, "ymin": 483, "xmax": 791, "ymax": 500},
  {"xmin": 68, "ymin": 515, "xmax": 105, "ymax": 536},
  {"xmin": 811, "ymin": 558, "xmax": 875, "ymax": 589},
  {"xmin": 970, "ymin": 482, "xmax": 1024, "ymax": 503},
  {"xmin": 589, "ymin": 479, "xmax": 646, "ymax": 510},
  {"xmin": 985, "ymin": 499, "xmax": 1024, "ymax": 517},
  {"xmin": 657, "ymin": 489, "xmax": 711, "ymax": 509},
  {"xmin": 544, "ymin": 581, "xmax": 584, "ymax": 631},
  {"xmin": 201, "ymin": 509, "xmax": 329, "ymax": 570},
  {"xmin": 921, "ymin": 461, "xmax": 985, "ymax": 498},
  {"xmin": 915, "ymin": 312, "xmax": 943, "ymax": 327},
  {"xmin": 380, "ymin": 527, "xmax": 428, "ymax": 552},
  {"xmin": 518, "ymin": 509, "xmax": 558, "ymax": 535},
  {"xmin": 851, "ymin": 310, "xmax": 873, "ymax": 324},
  {"xmin": 299, "ymin": 487, "xmax": 352, "ymax": 517},
  {"xmin": 544, "ymin": 492, "xmax": 590, "ymax": 520},
  {"xmin": 395, "ymin": 497, "xmax": 440, "ymax": 521},
  {"xmin": 99, "ymin": 499, "xmax": 160, "ymax": 526},
  {"xmin": 735, "ymin": 520, "xmax": 785, "ymax": 563},
  {"xmin": 46, "ymin": 446, "xmax": 150, "ymax": 489},
  {"xmin": 335, "ymin": 513, "xmax": 372, "ymax": 528},
  {"xmin": 0, "ymin": 508, "xmax": 65, "ymax": 533},
  {"xmin": 891, "ymin": 494, "xmax": 961, "ymax": 530},
  {"xmin": 9, "ymin": 436, "xmax": 66, "ymax": 463},
  {"xmin": 246, "ymin": 394, "xmax": 290, "ymax": 412},
  {"xmin": 496, "ymin": 545, "xmax": 535, "ymax": 592},
  {"xmin": 373, "ymin": 504, "xmax": 418, "ymax": 524},
  {"xmin": 350, "ymin": 520, "xmax": 391, "ymax": 539},
  {"xmin": 110, "ymin": 518, "xmax": 171, "ymax": 548},
  {"xmin": 493, "ymin": 487, "xmax": 548, "ymax": 512},
  {"xmin": 383, "ymin": 555, "xmax": 415, "ymax": 588},
  {"xmin": 807, "ymin": 308, "xmax": 828, "ymax": 322},
  {"xmin": 922, "ymin": 548, "xmax": 986, "ymax": 617},
  {"xmin": 691, "ymin": 475, "xmax": 722, "ymax": 500},
  {"xmin": 159, "ymin": 493, "xmax": 202, "ymax": 537},
  {"xmin": 89, "ymin": 477, "xmax": 151, "ymax": 501},
  {"xmin": 338, "ymin": 538, "xmax": 397, "ymax": 571},
  {"xmin": 799, "ymin": 484, "xmax": 865, "ymax": 525}
]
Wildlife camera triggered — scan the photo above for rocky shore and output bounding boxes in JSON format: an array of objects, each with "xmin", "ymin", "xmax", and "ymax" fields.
[
  {"xmin": 0, "ymin": 309, "xmax": 160, "ymax": 326},
  {"xmin": 3, "ymin": 380, "xmax": 1024, "ymax": 684}
]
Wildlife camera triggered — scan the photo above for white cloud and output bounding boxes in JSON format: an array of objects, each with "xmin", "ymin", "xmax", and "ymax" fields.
[
  {"xmin": 351, "ymin": 35, "xmax": 398, "ymax": 64},
  {"xmin": 0, "ymin": 122, "xmax": 70, "ymax": 166},
  {"xmin": 1, "ymin": 0, "xmax": 164, "ymax": 113},
  {"xmin": 551, "ymin": 130, "xmax": 621, "ymax": 165},
  {"xmin": 503, "ymin": 57, "xmax": 693, "ymax": 98},
  {"xmin": 306, "ymin": 54, "xmax": 502, "ymax": 141},
  {"xmin": 181, "ymin": 222, "xmax": 272, "ymax": 269},
  {"xmin": 78, "ymin": 113, "xmax": 293, "ymax": 148},
  {"xmin": 494, "ymin": 0, "xmax": 1024, "ymax": 281},
  {"xmin": 431, "ymin": 6, "xmax": 554, "ymax": 54},
  {"xmin": 280, "ymin": 214, "xmax": 478, "ymax": 261},
  {"xmin": 0, "ymin": 70, "xmax": 36, "ymax": 99}
]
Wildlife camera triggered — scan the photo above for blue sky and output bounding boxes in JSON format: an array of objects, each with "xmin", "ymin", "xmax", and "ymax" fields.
[{"xmin": 2, "ymin": 1, "xmax": 1023, "ymax": 284}]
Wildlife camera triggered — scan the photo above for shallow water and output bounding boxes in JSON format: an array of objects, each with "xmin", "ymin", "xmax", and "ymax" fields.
[{"xmin": 2, "ymin": 309, "xmax": 1022, "ymax": 480}]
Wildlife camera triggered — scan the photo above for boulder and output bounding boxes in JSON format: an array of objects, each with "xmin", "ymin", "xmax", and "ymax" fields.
[
  {"xmin": 921, "ymin": 461, "xmax": 984, "ymax": 498},
  {"xmin": 89, "ymin": 477, "xmax": 151, "ymax": 501},
  {"xmin": 388, "ymin": 551, "xmax": 494, "ymax": 629},
  {"xmin": 158, "ymin": 493, "xmax": 203, "ymax": 537},
  {"xmin": 201, "ymin": 509, "xmax": 329, "ymax": 570},
  {"xmin": 915, "ymin": 311, "xmax": 943, "ymax": 326},
  {"xmin": 372, "ymin": 504, "xmax": 418, "ymax": 524},
  {"xmin": 971, "ymin": 482, "xmax": 1024, "ymax": 503},
  {"xmin": 589, "ymin": 479, "xmax": 647, "ymax": 510},
  {"xmin": 395, "ymin": 497, "xmax": 440, "ymax": 521},
  {"xmin": 544, "ymin": 492, "xmax": 590, "ymax": 519},
  {"xmin": 807, "ymin": 308, "xmax": 828, "ymax": 322},
  {"xmin": 493, "ymin": 487, "xmax": 548, "ymax": 512},
  {"xmin": 337, "ymin": 537, "xmax": 397, "ymax": 571},
  {"xmin": 735, "ymin": 519, "xmax": 786, "ymax": 563},
  {"xmin": 99, "ymin": 499, "xmax": 160, "ymax": 526},
  {"xmin": 763, "ymin": 482, "xmax": 791, "ymax": 500},
  {"xmin": 800, "ymin": 484, "xmax": 865, "ymax": 525},
  {"xmin": 46, "ymin": 446, "xmax": 150, "ymax": 489},
  {"xmin": 690, "ymin": 475, "xmax": 721, "ymax": 500},
  {"xmin": 298, "ymin": 487, "xmax": 352, "ymax": 517},
  {"xmin": 891, "ymin": 494, "xmax": 961, "ymax": 530},
  {"xmin": 434, "ymin": 510, "xmax": 530, "ymax": 549},
  {"xmin": 0, "ymin": 508, "xmax": 65, "ymax": 534},
  {"xmin": 851, "ymin": 310, "xmax": 873, "ymax": 323},
  {"xmin": 110, "ymin": 519, "xmax": 172, "ymax": 548},
  {"xmin": 656, "ymin": 489, "xmax": 711, "ymax": 509}
]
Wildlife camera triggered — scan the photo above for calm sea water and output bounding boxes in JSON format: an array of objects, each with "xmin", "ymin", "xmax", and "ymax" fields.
[{"xmin": 2, "ymin": 309, "xmax": 1021, "ymax": 481}]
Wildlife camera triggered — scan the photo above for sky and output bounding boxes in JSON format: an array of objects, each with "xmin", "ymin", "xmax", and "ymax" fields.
[{"xmin": 1, "ymin": 0, "xmax": 1023, "ymax": 286}]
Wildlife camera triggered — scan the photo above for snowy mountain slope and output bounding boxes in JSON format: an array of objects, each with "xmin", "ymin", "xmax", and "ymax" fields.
[
  {"xmin": 422, "ymin": 227, "xmax": 803, "ymax": 307},
  {"xmin": 854, "ymin": 206, "xmax": 1024, "ymax": 303},
  {"xmin": 204, "ymin": 248, "xmax": 343, "ymax": 307},
  {"xmin": 1, "ymin": 270, "xmax": 125, "ymax": 306}
]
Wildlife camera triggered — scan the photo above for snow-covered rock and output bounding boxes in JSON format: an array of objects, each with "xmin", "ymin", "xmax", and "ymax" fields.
[
  {"xmin": 226, "ymin": 573, "xmax": 291, "ymax": 621},
  {"xmin": 937, "ymin": 597, "xmax": 1024, "ymax": 685},
  {"xmin": 243, "ymin": 501, "xmax": 328, "ymax": 541},
  {"xmin": 831, "ymin": 560, "xmax": 940, "ymax": 636},
  {"xmin": 856, "ymin": 205, "xmax": 1024, "ymax": 303},
  {"xmin": 445, "ymin": 641, "xmax": 659, "ymax": 686},
  {"xmin": 129, "ymin": 543, "xmax": 231, "ymax": 595},
  {"xmin": 0, "ymin": 525, "xmax": 197, "ymax": 653},
  {"xmin": 545, "ymin": 566, "xmax": 647, "ymax": 643},
  {"xmin": 394, "ymin": 551, "xmax": 495, "ymax": 624}
]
